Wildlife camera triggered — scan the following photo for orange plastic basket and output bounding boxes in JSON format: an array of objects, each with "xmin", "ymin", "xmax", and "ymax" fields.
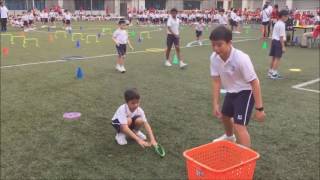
[{"xmin": 183, "ymin": 141, "xmax": 260, "ymax": 180}]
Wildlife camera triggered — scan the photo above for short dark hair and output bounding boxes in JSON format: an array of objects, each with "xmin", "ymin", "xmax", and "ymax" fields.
[
  {"xmin": 118, "ymin": 19, "xmax": 126, "ymax": 25},
  {"xmin": 279, "ymin": 9, "xmax": 289, "ymax": 18},
  {"xmin": 209, "ymin": 26, "xmax": 232, "ymax": 42},
  {"xmin": 124, "ymin": 88, "xmax": 140, "ymax": 102},
  {"xmin": 170, "ymin": 8, "xmax": 178, "ymax": 13}
]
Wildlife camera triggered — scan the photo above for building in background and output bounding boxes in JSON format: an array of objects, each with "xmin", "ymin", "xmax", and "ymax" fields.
[{"xmin": 4, "ymin": 0, "xmax": 320, "ymax": 15}]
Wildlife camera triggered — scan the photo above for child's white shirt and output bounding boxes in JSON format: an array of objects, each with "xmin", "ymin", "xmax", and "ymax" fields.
[
  {"xmin": 272, "ymin": 20, "xmax": 286, "ymax": 41},
  {"xmin": 112, "ymin": 28, "xmax": 128, "ymax": 44},
  {"xmin": 112, "ymin": 104, "xmax": 147, "ymax": 124},
  {"xmin": 194, "ymin": 22, "xmax": 205, "ymax": 31}
]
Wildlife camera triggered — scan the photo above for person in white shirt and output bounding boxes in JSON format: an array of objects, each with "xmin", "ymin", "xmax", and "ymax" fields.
[
  {"xmin": 28, "ymin": 11, "xmax": 34, "ymax": 26},
  {"xmin": 217, "ymin": 9, "xmax": 228, "ymax": 26},
  {"xmin": 21, "ymin": 12, "xmax": 30, "ymax": 31},
  {"xmin": 165, "ymin": 8, "xmax": 187, "ymax": 68},
  {"xmin": 112, "ymin": 19, "xmax": 134, "ymax": 73},
  {"xmin": 261, "ymin": 4, "xmax": 271, "ymax": 38},
  {"xmin": 268, "ymin": 10, "xmax": 289, "ymax": 79},
  {"xmin": 210, "ymin": 26, "xmax": 265, "ymax": 147},
  {"xmin": 193, "ymin": 18, "xmax": 206, "ymax": 45},
  {"xmin": 49, "ymin": 9, "xmax": 56, "ymax": 26},
  {"xmin": 111, "ymin": 88, "xmax": 158, "ymax": 147},
  {"xmin": 0, "ymin": 1, "xmax": 9, "ymax": 32},
  {"xmin": 64, "ymin": 10, "xmax": 72, "ymax": 31},
  {"xmin": 230, "ymin": 9, "xmax": 240, "ymax": 33}
]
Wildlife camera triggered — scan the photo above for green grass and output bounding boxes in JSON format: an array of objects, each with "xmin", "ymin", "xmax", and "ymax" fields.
[{"xmin": 1, "ymin": 21, "xmax": 319, "ymax": 179}]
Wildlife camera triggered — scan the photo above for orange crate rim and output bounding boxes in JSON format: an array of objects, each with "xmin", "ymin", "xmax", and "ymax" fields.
[{"xmin": 183, "ymin": 141, "xmax": 260, "ymax": 173}]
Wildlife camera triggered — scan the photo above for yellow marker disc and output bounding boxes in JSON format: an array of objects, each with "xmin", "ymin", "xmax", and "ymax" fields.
[{"xmin": 289, "ymin": 68, "xmax": 302, "ymax": 72}]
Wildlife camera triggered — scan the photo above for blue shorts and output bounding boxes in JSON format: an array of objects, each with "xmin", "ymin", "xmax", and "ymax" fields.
[
  {"xmin": 221, "ymin": 90, "xmax": 255, "ymax": 126},
  {"xmin": 116, "ymin": 44, "xmax": 127, "ymax": 57},
  {"xmin": 269, "ymin": 40, "xmax": 283, "ymax": 58},
  {"xmin": 112, "ymin": 115, "xmax": 141, "ymax": 133},
  {"xmin": 195, "ymin": 30, "xmax": 202, "ymax": 38}
]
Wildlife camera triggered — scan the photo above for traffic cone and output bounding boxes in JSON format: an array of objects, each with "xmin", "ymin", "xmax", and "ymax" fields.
[
  {"xmin": 172, "ymin": 54, "xmax": 179, "ymax": 65},
  {"xmin": 76, "ymin": 67, "xmax": 83, "ymax": 79},
  {"xmin": 76, "ymin": 40, "xmax": 80, "ymax": 48},
  {"xmin": 2, "ymin": 47, "xmax": 9, "ymax": 57},
  {"xmin": 262, "ymin": 41, "xmax": 268, "ymax": 49}
]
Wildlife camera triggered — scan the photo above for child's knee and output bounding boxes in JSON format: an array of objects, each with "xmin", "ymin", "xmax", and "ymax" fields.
[{"xmin": 134, "ymin": 118, "xmax": 145, "ymax": 126}]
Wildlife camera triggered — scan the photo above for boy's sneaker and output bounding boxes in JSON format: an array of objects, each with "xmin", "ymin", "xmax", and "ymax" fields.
[
  {"xmin": 267, "ymin": 70, "xmax": 273, "ymax": 78},
  {"xmin": 115, "ymin": 64, "xmax": 122, "ymax": 72},
  {"xmin": 270, "ymin": 73, "xmax": 283, "ymax": 80},
  {"xmin": 120, "ymin": 66, "xmax": 126, "ymax": 73},
  {"xmin": 213, "ymin": 134, "xmax": 236, "ymax": 143},
  {"xmin": 179, "ymin": 61, "xmax": 188, "ymax": 69},
  {"xmin": 135, "ymin": 130, "xmax": 147, "ymax": 140},
  {"xmin": 115, "ymin": 133, "xmax": 127, "ymax": 145},
  {"xmin": 165, "ymin": 60, "xmax": 172, "ymax": 67},
  {"xmin": 199, "ymin": 41, "xmax": 203, "ymax": 46}
]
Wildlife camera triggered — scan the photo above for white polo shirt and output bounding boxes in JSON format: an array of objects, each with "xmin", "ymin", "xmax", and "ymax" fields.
[
  {"xmin": 272, "ymin": 20, "xmax": 286, "ymax": 41},
  {"xmin": 0, "ymin": 6, "xmax": 9, "ymax": 18},
  {"xmin": 218, "ymin": 14, "xmax": 228, "ymax": 25},
  {"xmin": 261, "ymin": 9, "xmax": 270, "ymax": 22},
  {"xmin": 210, "ymin": 47, "xmax": 257, "ymax": 93},
  {"xmin": 112, "ymin": 28, "xmax": 128, "ymax": 44},
  {"xmin": 112, "ymin": 104, "xmax": 147, "ymax": 124},
  {"xmin": 167, "ymin": 16, "xmax": 180, "ymax": 35}
]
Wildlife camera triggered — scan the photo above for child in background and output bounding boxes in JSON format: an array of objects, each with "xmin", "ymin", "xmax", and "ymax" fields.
[
  {"xmin": 210, "ymin": 26, "xmax": 265, "ymax": 147},
  {"xmin": 217, "ymin": 9, "xmax": 228, "ymax": 26},
  {"xmin": 64, "ymin": 10, "xmax": 72, "ymax": 31},
  {"xmin": 112, "ymin": 88, "xmax": 158, "ymax": 148},
  {"xmin": 112, "ymin": 19, "xmax": 134, "ymax": 73},
  {"xmin": 21, "ymin": 12, "xmax": 29, "ymax": 32},
  {"xmin": 268, "ymin": 10, "xmax": 289, "ymax": 79},
  {"xmin": 193, "ymin": 18, "xmax": 206, "ymax": 45}
]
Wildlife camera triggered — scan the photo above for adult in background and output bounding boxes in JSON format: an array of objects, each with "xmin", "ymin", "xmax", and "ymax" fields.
[{"xmin": 0, "ymin": 1, "xmax": 9, "ymax": 32}]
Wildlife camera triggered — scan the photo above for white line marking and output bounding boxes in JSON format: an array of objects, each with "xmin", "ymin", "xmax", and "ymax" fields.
[
  {"xmin": 0, "ymin": 38, "xmax": 259, "ymax": 69},
  {"xmin": 292, "ymin": 78, "xmax": 320, "ymax": 93}
]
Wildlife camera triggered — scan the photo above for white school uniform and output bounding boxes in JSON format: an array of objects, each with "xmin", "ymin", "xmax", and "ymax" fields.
[
  {"xmin": 272, "ymin": 20, "xmax": 286, "ymax": 41},
  {"xmin": 167, "ymin": 16, "xmax": 180, "ymax": 35},
  {"xmin": 112, "ymin": 104, "xmax": 147, "ymax": 124},
  {"xmin": 112, "ymin": 28, "xmax": 128, "ymax": 44},
  {"xmin": 210, "ymin": 47, "xmax": 257, "ymax": 93}
]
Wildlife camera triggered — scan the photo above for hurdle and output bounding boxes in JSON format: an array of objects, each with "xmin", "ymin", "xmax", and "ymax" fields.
[
  {"xmin": 10, "ymin": 36, "xmax": 26, "ymax": 45},
  {"xmin": 140, "ymin": 31, "xmax": 151, "ymax": 39},
  {"xmin": 102, "ymin": 28, "xmax": 112, "ymax": 35},
  {"xmin": 86, "ymin": 35, "xmax": 100, "ymax": 44},
  {"xmin": 55, "ymin": 31, "xmax": 67, "ymax": 39},
  {"xmin": 72, "ymin": 33, "xmax": 85, "ymax": 41},
  {"xmin": 1, "ymin": 33, "xmax": 13, "ymax": 41},
  {"xmin": 23, "ymin": 38, "xmax": 39, "ymax": 48}
]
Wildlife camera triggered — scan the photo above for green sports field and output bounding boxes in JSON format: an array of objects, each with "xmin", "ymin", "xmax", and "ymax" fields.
[{"xmin": 1, "ymin": 21, "xmax": 319, "ymax": 179}]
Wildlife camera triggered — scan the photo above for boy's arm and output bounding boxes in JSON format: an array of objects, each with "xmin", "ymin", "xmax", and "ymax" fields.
[
  {"xmin": 112, "ymin": 37, "xmax": 119, "ymax": 45},
  {"xmin": 127, "ymin": 39, "xmax": 134, "ymax": 50},
  {"xmin": 143, "ymin": 122, "xmax": 157, "ymax": 146},
  {"xmin": 280, "ymin": 36, "xmax": 286, "ymax": 52},
  {"xmin": 212, "ymin": 76, "xmax": 222, "ymax": 118},
  {"xmin": 120, "ymin": 124, "xmax": 149, "ymax": 148},
  {"xmin": 250, "ymin": 79, "xmax": 266, "ymax": 122},
  {"xmin": 167, "ymin": 26, "xmax": 177, "ymax": 37}
]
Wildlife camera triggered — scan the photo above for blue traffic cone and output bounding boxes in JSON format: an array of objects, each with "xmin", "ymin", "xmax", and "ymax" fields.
[
  {"xmin": 76, "ymin": 67, "xmax": 83, "ymax": 79},
  {"xmin": 76, "ymin": 40, "xmax": 80, "ymax": 48},
  {"xmin": 138, "ymin": 36, "xmax": 142, "ymax": 43}
]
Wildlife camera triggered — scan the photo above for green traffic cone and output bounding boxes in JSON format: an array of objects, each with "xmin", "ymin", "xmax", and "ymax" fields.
[
  {"xmin": 130, "ymin": 31, "xmax": 136, "ymax": 38},
  {"xmin": 172, "ymin": 54, "xmax": 179, "ymax": 65},
  {"xmin": 262, "ymin": 41, "xmax": 268, "ymax": 49}
]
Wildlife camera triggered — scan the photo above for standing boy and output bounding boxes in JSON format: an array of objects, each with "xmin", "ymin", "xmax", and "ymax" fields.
[
  {"xmin": 268, "ymin": 10, "xmax": 289, "ymax": 79},
  {"xmin": 210, "ymin": 26, "xmax": 265, "ymax": 147},
  {"xmin": 164, "ymin": 8, "xmax": 187, "ymax": 68}
]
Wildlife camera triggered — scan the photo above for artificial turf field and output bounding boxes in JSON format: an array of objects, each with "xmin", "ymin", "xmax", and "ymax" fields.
[{"xmin": 1, "ymin": 21, "xmax": 319, "ymax": 179}]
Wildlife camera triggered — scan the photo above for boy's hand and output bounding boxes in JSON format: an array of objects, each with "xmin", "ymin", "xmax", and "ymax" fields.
[
  {"xmin": 213, "ymin": 105, "xmax": 222, "ymax": 119},
  {"xmin": 138, "ymin": 139, "xmax": 151, "ymax": 148},
  {"xmin": 282, "ymin": 46, "xmax": 286, "ymax": 53},
  {"xmin": 254, "ymin": 110, "xmax": 266, "ymax": 122},
  {"xmin": 150, "ymin": 140, "xmax": 157, "ymax": 146}
]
